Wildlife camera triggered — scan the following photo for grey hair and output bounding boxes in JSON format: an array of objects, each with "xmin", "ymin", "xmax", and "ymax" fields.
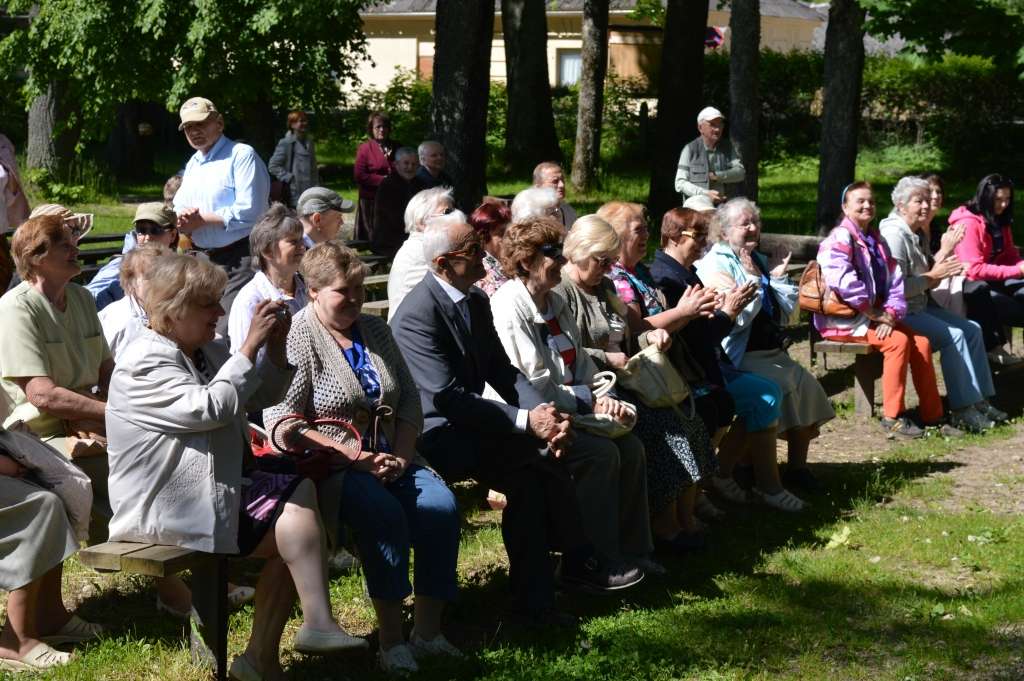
[
  {"xmin": 249, "ymin": 202, "xmax": 304, "ymax": 271},
  {"xmin": 395, "ymin": 146, "xmax": 418, "ymax": 161},
  {"xmin": 711, "ymin": 197, "xmax": 761, "ymax": 243},
  {"xmin": 417, "ymin": 140, "xmax": 443, "ymax": 163},
  {"xmin": 404, "ymin": 186, "xmax": 455, "ymax": 235},
  {"xmin": 421, "ymin": 210, "xmax": 469, "ymax": 271},
  {"xmin": 890, "ymin": 176, "xmax": 931, "ymax": 212},
  {"xmin": 511, "ymin": 186, "xmax": 558, "ymax": 223}
]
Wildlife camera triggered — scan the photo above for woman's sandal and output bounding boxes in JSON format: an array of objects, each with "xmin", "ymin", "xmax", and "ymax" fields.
[
  {"xmin": 39, "ymin": 614, "xmax": 104, "ymax": 645},
  {"xmin": 0, "ymin": 643, "xmax": 71, "ymax": 671},
  {"xmin": 752, "ymin": 487, "xmax": 807, "ymax": 513}
]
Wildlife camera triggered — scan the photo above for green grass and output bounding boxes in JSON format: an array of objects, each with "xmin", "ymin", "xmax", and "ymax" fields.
[{"xmin": 5, "ymin": 424, "xmax": 1024, "ymax": 680}]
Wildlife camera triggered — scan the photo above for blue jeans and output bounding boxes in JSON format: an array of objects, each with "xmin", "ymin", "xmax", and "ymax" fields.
[
  {"xmin": 723, "ymin": 368, "xmax": 783, "ymax": 432},
  {"xmin": 903, "ymin": 306, "xmax": 994, "ymax": 410},
  {"xmin": 339, "ymin": 464, "xmax": 460, "ymax": 602}
]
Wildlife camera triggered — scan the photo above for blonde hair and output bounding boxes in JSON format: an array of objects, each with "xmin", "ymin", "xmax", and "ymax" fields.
[
  {"xmin": 596, "ymin": 201, "xmax": 646, "ymax": 239},
  {"xmin": 144, "ymin": 253, "xmax": 228, "ymax": 335},
  {"xmin": 119, "ymin": 244, "xmax": 171, "ymax": 298},
  {"xmin": 563, "ymin": 215, "xmax": 620, "ymax": 264},
  {"xmin": 10, "ymin": 215, "xmax": 73, "ymax": 281},
  {"xmin": 299, "ymin": 241, "xmax": 369, "ymax": 291}
]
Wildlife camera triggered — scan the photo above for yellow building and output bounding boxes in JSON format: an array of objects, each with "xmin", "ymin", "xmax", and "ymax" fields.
[{"xmin": 357, "ymin": 0, "xmax": 824, "ymax": 90}]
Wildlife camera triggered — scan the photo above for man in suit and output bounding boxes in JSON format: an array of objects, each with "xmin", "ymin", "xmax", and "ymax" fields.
[{"xmin": 391, "ymin": 213, "xmax": 642, "ymax": 625}]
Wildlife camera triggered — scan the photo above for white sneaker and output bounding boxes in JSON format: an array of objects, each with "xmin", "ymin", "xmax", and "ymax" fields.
[
  {"xmin": 409, "ymin": 629, "xmax": 463, "ymax": 659},
  {"xmin": 379, "ymin": 643, "xmax": 419, "ymax": 675},
  {"xmin": 711, "ymin": 475, "xmax": 749, "ymax": 504},
  {"xmin": 752, "ymin": 487, "xmax": 807, "ymax": 512}
]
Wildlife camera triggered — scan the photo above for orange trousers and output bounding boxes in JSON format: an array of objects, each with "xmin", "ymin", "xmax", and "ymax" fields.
[{"xmin": 831, "ymin": 323, "xmax": 943, "ymax": 422}]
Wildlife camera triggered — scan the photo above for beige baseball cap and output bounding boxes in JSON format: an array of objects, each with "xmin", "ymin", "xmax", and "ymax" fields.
[
  {"xmin": 697, "ymin": 106, "xmax": 725, "ymax": 125},
  {"xmin": 178, "ymin": 97, "xmax": 218, "ymax": 130},
  {"xmin": 133, "ymin": 202, "xmax": 176, "ymax": 229}
]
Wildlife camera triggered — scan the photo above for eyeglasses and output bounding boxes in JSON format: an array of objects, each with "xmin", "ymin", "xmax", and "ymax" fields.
[
  {"xmin": 539, "ymin": 242, "xmax": 564, "ymax": 260},
  {"xmin": 431, "ymin": 206, "xmax": 456, "ymax": 218},
  {"xmin": 592, "ymin": 255, "xmax": 613, "ymax": 268},
  {"xmin": 134, "ymin": 224, "xmax": 172, "ymax": 237},
  {"xmin": 444, "ymin": 241, "xmax": 483, "ymax": 260},
  {"xmin": 679, "ymin": 230, "xmax": 707, "ymax": 244}
]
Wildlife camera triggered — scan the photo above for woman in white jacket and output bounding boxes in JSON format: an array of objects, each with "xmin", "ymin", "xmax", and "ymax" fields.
[
  {"xmin": 490, "ymin": 216, "xmax": 652, "ymax": 577},
  {"xmin": 106, "ymin": 253, "xmax": 365, "ymax": 681}
]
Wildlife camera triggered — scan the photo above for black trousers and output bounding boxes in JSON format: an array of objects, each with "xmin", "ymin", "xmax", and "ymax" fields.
[
  {"xmin": 963, "ymin": 278, "xmax": 1024, "ymax": 351},
  {"xmin": 419, "ymin": 425, "xmax": 587, "ymax": 614},
  {"xmin": 201, "ymin": 238, "xmax": 255, "ymax": 340}
]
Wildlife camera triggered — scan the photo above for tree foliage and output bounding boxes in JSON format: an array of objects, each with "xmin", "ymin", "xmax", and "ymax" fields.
[{"xmin": 0, "ymin": 0, "xmax": 375, "ymax": 144}]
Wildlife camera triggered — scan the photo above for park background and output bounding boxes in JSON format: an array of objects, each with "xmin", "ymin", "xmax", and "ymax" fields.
[{"xmin": 2, "ymin": 1, "xmax": 1024, "ymax": 680}]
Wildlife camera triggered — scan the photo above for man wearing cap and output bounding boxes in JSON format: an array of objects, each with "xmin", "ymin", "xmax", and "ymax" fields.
[
  {"xmin": 295, "ymin": 187, "xmax": 354, "ymax": 249},
  {"xmin": 674, "ymin": 106, "xmax": 745, "ymax": 205},
  {"xmin": 172, "ymin": 97, "xmax": 271, "ymax": 332},
  {"xmin": 85, "ymin": 203, "xmax": 178, "ymax": 311}
]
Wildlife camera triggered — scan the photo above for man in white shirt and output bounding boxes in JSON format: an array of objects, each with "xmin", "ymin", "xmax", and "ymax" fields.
[
  {"xmin": 172, "ymin": 97, "xmax": 271, "ymax": 333},
  {"xmin": 532, "ymin": 162, "xmax": 577, "ymax": 229}
]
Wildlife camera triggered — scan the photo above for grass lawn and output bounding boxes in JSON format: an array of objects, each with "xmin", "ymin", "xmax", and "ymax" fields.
[{"xmin": 4, "ymin": 420, "xmax": 1023, "ymax": 681}]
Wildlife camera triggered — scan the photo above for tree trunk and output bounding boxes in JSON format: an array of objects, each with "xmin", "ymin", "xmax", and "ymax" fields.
[
  {"xmin": 570, "ymin": 0, "xmax": 609, "ymax": 193},
  {"xmin": 502, "ymin": 0, "xmax": 561, "ymax": 174},
  {"xmin": 816, "ymin": 0, "xmax": 866, "ymax": 234},
  {"xmin": 647, "ymin": 0, "xmax": 709, "ymax": 223},
  {"xmin": 27, "ymin": 80, "xmax": 76, "ymax": 174},
  {"xmin": 432, "ymin": 0, "xmax": 495, "ymax": 210},
  {"xmin": 728, "ymin": 0, "xmax": 760, "ymax": 201}
]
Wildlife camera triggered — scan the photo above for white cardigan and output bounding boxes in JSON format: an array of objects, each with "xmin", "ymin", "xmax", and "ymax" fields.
[
  {"xmin": 489, "ymin": 278, "xmax": 597, "ymax": 414},
  {"xmin": 105, "ymin": 328, "xmax": 294, "ymax": 553}
]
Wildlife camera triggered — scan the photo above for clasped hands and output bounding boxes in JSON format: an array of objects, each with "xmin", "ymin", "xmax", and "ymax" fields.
[{"xmin": 527, "ymin": 403, "xmax": 575, "ymax": 458}]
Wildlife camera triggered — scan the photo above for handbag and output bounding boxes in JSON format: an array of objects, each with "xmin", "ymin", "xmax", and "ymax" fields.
[
  {"xmin": 797, "ymin": 260, "xmax": 857, "ymax": 318},
  {"xmin": 255, "ymin": 413, "xmax": 368, "ymax": 482},
  {"xmin": 571, "ymin": 371, "xmax": 637, "ymax": 439},
  {"xmin": 617, "ymin": 344, "xmax": 691, "ymax": 408}
]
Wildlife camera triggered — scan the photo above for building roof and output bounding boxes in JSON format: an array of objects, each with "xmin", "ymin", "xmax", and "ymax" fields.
[{"xmin": 364, "ymin": 0, "xmax": 823, "ymax": 21}]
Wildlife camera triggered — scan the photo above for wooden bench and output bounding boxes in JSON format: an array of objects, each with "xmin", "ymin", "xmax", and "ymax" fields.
[
  {"xmin": 811, "ymin": 340, "xmax": 882, "ymax": 416},
  {"xmin": 362, "ymin": 299, "xmax": 389, "ymax": 318},
  {"xmin": 79, "ymin": 541, "xmax": 229, "ymax": 681}
]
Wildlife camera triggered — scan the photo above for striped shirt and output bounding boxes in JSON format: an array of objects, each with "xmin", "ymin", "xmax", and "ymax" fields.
[{"xmin": 542, "ymin": 310, "xmax": 577, "ymax": 384}]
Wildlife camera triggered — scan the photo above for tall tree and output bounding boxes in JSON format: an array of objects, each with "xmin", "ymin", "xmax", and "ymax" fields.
[
  {"xmin": 432, "ymin": 0, "xmax": 495, "ymax": 209},
  {"xmin": 571, "ymin": 0, "xmax": 610, "ymax": 193},
  {"xmin": 728, "ymin": 0, "xmax": 760, "ymax": 200},
  {"xmin": 26, "ymin": 80, "xmax": 77, "ymax": 173},
  {"xmin": 0, "ymin": 0, "xmax": 374, "ymax": 169},
  {"xmin": 502, "ymin": 0, "xmax": 561, "ymax": 173},
  {"xmin": 816, "ymin": 0, "xmax": 866, "ymax": 233},
  {"xmin": 648, "ymin": 0, "xmax": 709, "ymax": 222}
]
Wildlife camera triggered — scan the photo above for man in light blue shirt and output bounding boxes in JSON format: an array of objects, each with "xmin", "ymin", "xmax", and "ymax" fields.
[{"xmin": 172, "ymin": 96, "xmax": 270, "ymax": 333}]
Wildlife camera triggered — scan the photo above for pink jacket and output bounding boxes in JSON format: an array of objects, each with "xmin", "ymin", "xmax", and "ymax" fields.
[{"xmin": 949, "ymin": 204, "xmax": 1022, "ymax": 281}]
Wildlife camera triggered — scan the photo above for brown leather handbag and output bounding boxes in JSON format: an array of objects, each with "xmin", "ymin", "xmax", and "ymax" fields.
[{"xmin": 797, "ymin": 260, "xmax": 857, "ymax": 318}]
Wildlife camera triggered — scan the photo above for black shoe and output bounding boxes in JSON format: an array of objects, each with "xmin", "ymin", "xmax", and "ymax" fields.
[
  {"xmin": 880, "ymin": 416, "xmax": 924, "ymax": 440},
  {"xmin": 654, "ymin": 531, "xmax": 706, "ymax": 555},
  {"xmin": 732, "ymin": 464, "xmax": 755, "ymax": 490},
  {"xmin": 782, "ymin": 466, "xmax": 825, "ymax": 495},
  {"xmin": 560, "ymin": 555, "xmax": 644, "ymax": 594},
  {"xmin": 508, "ymin": 607, "xmax": 579, "ymax": 630}
]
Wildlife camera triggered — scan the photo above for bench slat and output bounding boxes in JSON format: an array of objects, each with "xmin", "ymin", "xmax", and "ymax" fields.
[
  {"xmin": 79, "ymin": 541, "xmax": 156, "ymax": 571},
  {"xmin": 363, "ymin": 300, "xmax": 389, "ymax": 318},
  {"xmin": 812, "ymin": 341, "xmax": 876, "ymax": 355},
  {"xmin": 121, "ymin": 544, "xmax": 207, "ymax": 577}
]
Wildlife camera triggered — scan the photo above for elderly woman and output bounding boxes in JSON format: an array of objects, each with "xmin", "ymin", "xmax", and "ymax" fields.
[
  {"xmin": 0, "ymin": 444, "xmax": 100, "ymax": 671},
  {"xmin": 470, "ymin": 201, "xmax": 513, "ymax": 296},
  {"xmin": 880, "ymin": 176, "xmax": 1007, "ymax": 432},
  {"xmin": 228, "ymin": 203, "xmax": 308, "ymax": 354},
  {"xmin": 106, "ymin": 253, "xmax": 365, "ymax": 680},
  {"xmin": 556, "ymin": 215, "xmax": 717, "ymax": 550},
  {"xmin": 98, "ymin": 244, "xmax": 171, "ymax": 359},
  {"xmin": 387, "ymin": 187, "xmax": 456, "ymax": 320},
  {"xmin": 651, "ymin": 208, "xmax": 804, "ymax": 511},
  {"xmin": 949, "ymin": 174, "xmax": 1024, "ymax": 365},
  {"xmin": 490, "ymin": 217, "xmax": 653, "ymax": 573},
  {"xmin": 815, "ymin": 183, "xmax": 952, "ymax": 439},
  {"xmin": 511, "ymin": 186, "xmax": 561, "ymax": 225},
  {"xmin": 354, "ymin": 111, "xmax": 400, "ymax": 242},
  {"xmin": 0, "ymin": 215, "xmax": 112, "ymax": 513},
  {"xmin": 264, "ymin": 242, "xmax": 460, "ymax": 674},
  {"xmin": 696, "ymin": 198, "xmax": 835, "ymax": 488},
  {"xmin": 268, "ymin": 110, "xmax": 319, "ymax": 207}
]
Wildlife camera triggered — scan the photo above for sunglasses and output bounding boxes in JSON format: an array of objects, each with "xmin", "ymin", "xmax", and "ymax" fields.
[
  {"xmin": 592, "ymin": 255, "xmax": 613, "ymax": 268},
  {"xmin": 539, "ymin": 242, "xmax": 564, "ymax": 260},
  {"xmin": 134, "ymin": 224, "xmax": 173, "ymax": 237},
  {"xmin": 444, "ymin": 241, "xmax": 483, "ymax": 260},
  {"xmin": 679, "ymin": 230, "xmax": 707, "ymax": 244}
]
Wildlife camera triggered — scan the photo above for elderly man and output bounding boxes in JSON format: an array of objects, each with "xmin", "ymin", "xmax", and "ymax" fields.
[
  {"xmin": 172, "ymin": 97, "xmax": 270, "ymax": 333},
  {"xmin": 533, "ymin": 162, "xmax": 577, "ymax": 229},
  {"xmin": 295, "ymin": 187, "xmax": 354, "ymax": 249},
  {"xmin": 386, "ymin": 186, "xmax": 455, "ymax": 321},
  {"xmin": 674, "ymin": 106, "xmax": 745, "ymax": 205},
  {"xmin": 390, "ymin": 213, "xmax": 643, "ymax": 624},
  {"xmin": 415, "ymin": 141, "xmax": 453, "ymax": 190},
  {"xmin": 372, "ymin": 147, "xmax": 420, "ymax": 257}
]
